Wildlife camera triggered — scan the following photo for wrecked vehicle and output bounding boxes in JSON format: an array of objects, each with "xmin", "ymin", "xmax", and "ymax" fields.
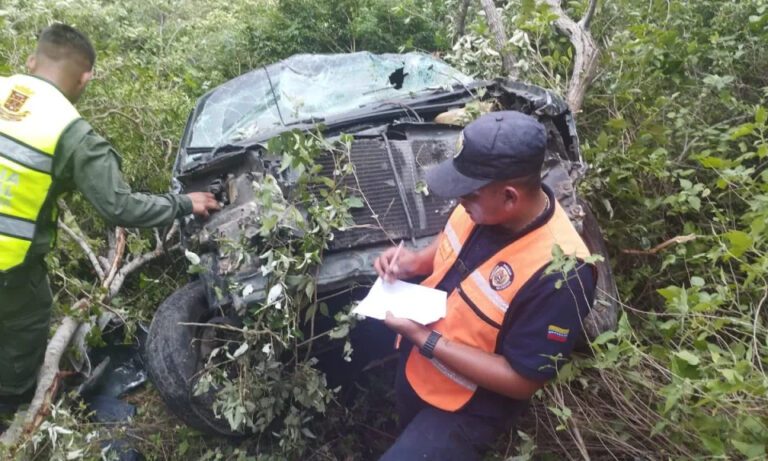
[{"xmin": 145, "ymin": 52, "xmax": 618, "ymax": 435}]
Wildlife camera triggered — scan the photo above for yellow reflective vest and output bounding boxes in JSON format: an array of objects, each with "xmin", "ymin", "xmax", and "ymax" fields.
[{"xmin": 0, "ymin": 75, "xmax": 80, "ymax": 271}]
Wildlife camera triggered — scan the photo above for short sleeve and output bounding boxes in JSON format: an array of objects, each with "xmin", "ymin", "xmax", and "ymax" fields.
[{"xmin": 501, "ymin": 263, "xmax": 596, "ymax": 381}]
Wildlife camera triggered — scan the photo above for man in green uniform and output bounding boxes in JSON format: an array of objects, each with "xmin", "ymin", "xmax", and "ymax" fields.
[{"xmin": 0, "ymin": 23, "xmax": 220, "ymax": 411}]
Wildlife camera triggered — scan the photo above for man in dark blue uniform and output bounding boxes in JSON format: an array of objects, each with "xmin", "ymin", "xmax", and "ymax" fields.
[{"xmin": 373, "ymin": 111, "xmax": 596, "ymax": 460}]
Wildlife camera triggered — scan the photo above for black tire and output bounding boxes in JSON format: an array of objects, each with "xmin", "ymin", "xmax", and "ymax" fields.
[
  {"xmin": 578, "ymin": 200, "xmax": 619, "ymax": 339},
  {"xmin": 144, "ymin": 281, "xmax": 241, "ymax": 436}
]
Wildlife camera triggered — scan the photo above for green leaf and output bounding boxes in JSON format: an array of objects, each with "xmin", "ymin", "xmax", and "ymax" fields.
[
  {"xmin": 344, "ymin": 196, "xmax": 364, "ymax": 208},
  {"xmin": 328, "ymin": 324, "xmax": 349, "ymax": 339},
  {"xmin": 732, "ymin": 440, "xmax": 765, "ymax": 458},
  {"xmin": 662, "ymin": 384, "xmax": 682, "ymax": 414},
  {"xmin": 675, "ymin": 350, "xmax": 700, "ymax": 366},
  {"xmin": 703, "ymin": 74, "xmax": 735, "ymax": 90},
  {"xmin": 690, "ymin": 276, "xmax": 705, "ymax": 287},
  {"xmin": 730, "ymin": 123, "xmax": 755, "ymax": 139},
  {"xmin": 605, "ymin": 117, "xmax": 628, "ymax": 130},
  {"xmin": 700, "ymin": 435, "xmax": 725, "ymax": 455},
  {"xmin": 719, "ymin": 368, "xmax": 741, "ymax": 383},
  {"xmin": 698, "ymin": 156, "xmax": 729, "ymax": 169},
  {"xmin": 756, "ymin": 106, "xmax": 767, "ymax": 125},
  {"xmin": 592, "ymin": 330, "xmax": 617, "ymax": 346},
  {"xmin": 724, "ymin": 230, "xmax": 753, "ymax": 257},
  {"xmin": 178, "ymin": 440, "xmax": 189, "ymax": 456},
  {"xmin": 687, "ymin": 195, "xmax": 701, "ymax": 210}
]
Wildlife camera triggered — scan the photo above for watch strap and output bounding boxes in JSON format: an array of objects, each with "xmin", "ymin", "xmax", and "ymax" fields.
[{"xmin": 420, "ymin": 330, "xmax": 442, "ymax": 359}]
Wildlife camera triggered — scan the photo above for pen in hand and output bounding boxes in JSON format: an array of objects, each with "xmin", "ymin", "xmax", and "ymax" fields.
[{"xmin": 385, "ymin": 241, "xmax": 404, "ymax": 282}]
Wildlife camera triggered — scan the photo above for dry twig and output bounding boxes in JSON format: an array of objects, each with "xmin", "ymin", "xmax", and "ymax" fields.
[{"xmin": 621, "ymin": 234, "xmax": 698, "ymax": 255}]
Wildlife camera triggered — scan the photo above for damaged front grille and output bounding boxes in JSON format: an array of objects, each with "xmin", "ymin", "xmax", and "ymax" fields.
[{"xmin": 317, "ymin": 127, "xmax": 460, "ymax": 250}]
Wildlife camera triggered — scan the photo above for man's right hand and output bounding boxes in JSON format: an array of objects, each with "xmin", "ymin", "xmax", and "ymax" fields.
[
  {"xmin": 374, "ymin": 236, "xmax": 440, "ymax": 282},
  {"xmin": 187, "ymin": 192, "xmax": 220, "ymax": 218},
  {"xmin": 374, "ymin": 245, "xmax": 421, "ymax": 282}
]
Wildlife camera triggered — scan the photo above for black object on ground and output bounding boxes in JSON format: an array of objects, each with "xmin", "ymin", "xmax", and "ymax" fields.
[
  {"xmin": 82, "ymin": 323, "xmax": 149, "ymax": 399},
  {"xmin": 87, "ymin": 395, "xmax": 136, "ymax": 423},
  {"xmin": 80, "ymin": 322, "xmax": 149, "ymax": 461}
]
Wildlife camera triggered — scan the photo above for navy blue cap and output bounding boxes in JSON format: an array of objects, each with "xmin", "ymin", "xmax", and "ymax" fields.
[{"xmin": 425, "ymin": 111, "xmax": 547, "ymax": 198}]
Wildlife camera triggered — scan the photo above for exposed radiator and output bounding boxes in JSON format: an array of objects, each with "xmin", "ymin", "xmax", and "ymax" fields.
[{"xmin": 317, "ymin": 132, "xmax": 459, "ymax": 251}]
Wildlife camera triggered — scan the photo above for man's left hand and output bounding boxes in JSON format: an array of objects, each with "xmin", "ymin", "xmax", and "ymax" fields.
[{"xmin": 384, "ymin": 311, "xmax": 430, "ymax": 346}]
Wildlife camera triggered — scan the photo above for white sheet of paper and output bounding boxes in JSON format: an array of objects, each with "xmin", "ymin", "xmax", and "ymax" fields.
[{"xmin": 352, "ymin": 278, "xmax": 447, "ymax": 325}]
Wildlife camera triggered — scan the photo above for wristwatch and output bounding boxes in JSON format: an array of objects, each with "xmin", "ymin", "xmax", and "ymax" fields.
[{"xmin": 420, "ymin": 330, "xmax": 442, "ymax": 359}]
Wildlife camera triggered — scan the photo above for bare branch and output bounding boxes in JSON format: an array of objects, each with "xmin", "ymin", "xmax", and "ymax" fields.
[
  {"xmin": 543, "ymin": 0, "xmax": 600, "ymax": 115},
  {"xmin": 58, "ymin": 219, "xmax": 105, "ymax": 281},
  {"xmin": 109, "ymin": 242, "xmax": 180, "ymax": 298},
  {"xmin": 454, "ymin": 0, "xmax": 472, "ymax": 43},
  {"xmin": 88, "ymin": 108, "xmax": 141, "ymax": 128},
  {"xmin": 0, "ymin": 300, "xmax": 89, "ymax": 448},
  {"xmin": 108, "ymin": 221, "xmax": 181, "ymax": 297},
  {"xmin": 165, "ymin": 220, "xmax": 180, "ymax": 242},
  {"xmin": 107, "ymin": 230, "xmax": 117, "ymax": 264},
  {"xmin": 580, "ymin": 0, "xmax": 598, "ymax": 29},
  {"xmin": 622, "ymin": 234, "xmax": 698, "ymax": 255},
  {"xmin": 103, "ymin": 227, "xmax": 126, "ymax": 289},
  {"xmin": 153, "ymin": 227, "xmax": 162, "ymax": 248},
  {"xmin": 478, "ymin": 0, "xmax": 518, "ymax": 78},
  {"xmin": 546, "ymin": 386, "xmax": 591, "ymax": 461},
  {"xmin": 98, "ymin": 256, "xmax": 110, "ymax": 270},
  {"xmin": 57, "ymin": 199, "xmax": 109, "ymax": 275}
]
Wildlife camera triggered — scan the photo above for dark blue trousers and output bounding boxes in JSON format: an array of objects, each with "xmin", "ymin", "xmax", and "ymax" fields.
[{"xmin": 379, "ymin": 346, "xmax": 520, "ymax": 461}]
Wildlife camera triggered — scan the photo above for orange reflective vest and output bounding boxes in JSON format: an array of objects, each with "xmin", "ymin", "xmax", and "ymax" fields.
[
  {"xmin": 405, "ymin": 200, "xmax": 591, "ymax": 411},
  {"xmin": 0, "ymin": 75, "xmax": 80, "ymax": 271}
]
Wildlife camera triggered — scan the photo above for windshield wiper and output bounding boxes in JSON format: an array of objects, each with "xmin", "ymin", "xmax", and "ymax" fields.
[
  {"xmin": 285, "ymin": 116, "xmax": 325, "ymax": 127},
  {"xmin": 369, "ymin": 101, "xmax": 423, "ymax": 122}
]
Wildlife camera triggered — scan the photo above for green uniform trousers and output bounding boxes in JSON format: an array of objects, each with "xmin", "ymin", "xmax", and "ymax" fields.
[{"xmin": 0, "ymin": 260, "xmax": 52, "ymax": 397}]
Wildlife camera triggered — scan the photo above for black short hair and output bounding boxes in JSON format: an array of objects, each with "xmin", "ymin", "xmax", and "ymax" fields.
[
  {"xmin": 506, "ymin": 172, "xmax": 542, "ymax": 195},
  {"xmin": 37, "ymin": 23, "xmax": 95, "ymax": 69}
]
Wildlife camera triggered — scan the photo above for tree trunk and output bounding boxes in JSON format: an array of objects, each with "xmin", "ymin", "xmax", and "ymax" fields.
[
  {"xmin": 478, "ymin": 0, "xmax": 518, "ymax": 78},
  {"xmin": 454, "ymin": 0, "xmax": 472, "ymax": 43},
  {"xmin": 543, "ymin": 0, "xmax": 600, "ymax": 115}
]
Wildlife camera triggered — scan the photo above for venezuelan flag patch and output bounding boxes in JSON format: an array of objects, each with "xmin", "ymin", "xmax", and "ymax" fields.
[{"xmin": 547, "ymin": 325, "xmax": 569, "ymax": 343}]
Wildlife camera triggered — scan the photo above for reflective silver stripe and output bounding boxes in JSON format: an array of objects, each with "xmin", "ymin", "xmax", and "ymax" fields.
[
  {"xmin": 430, "ymin": 357, "xmax": 477, "ymax": 391},
  {"xmin": 444, "ymin": 224, "xmax": 462, "ymax": 254},
  {"xmin": 0, "ymin": 135, "xmax": 53, "ymax": 173},
  {"xmin": 470, "ymin": 270, "xmax": 508, "ymax": 313},
  {"xmin": 0, "ymin": 214, "xmax": 35, "ymax": 240}
]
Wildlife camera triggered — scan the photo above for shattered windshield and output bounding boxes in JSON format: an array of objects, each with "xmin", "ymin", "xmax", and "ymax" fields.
[{"xmin": 187, "ymin": 52, "xmax": 473, "ymax": 149}]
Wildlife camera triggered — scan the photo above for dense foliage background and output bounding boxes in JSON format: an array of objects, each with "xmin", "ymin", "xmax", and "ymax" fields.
[{"xmin": 1, "ymin": 0, "xmax": 767, "ymax": 459}]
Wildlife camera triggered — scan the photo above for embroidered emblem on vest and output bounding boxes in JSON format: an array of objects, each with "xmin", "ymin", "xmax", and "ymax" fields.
[
  {"xmin": 489, "ymin": 262, "xmax": 513, "ymax": 290},
  {"xmin": 547, "ymin": 325, "xmax": 569, "ymax": 343},
  {"xmin": 0, "ymin": 86, "xmax": 32, "ymax": 121}
]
